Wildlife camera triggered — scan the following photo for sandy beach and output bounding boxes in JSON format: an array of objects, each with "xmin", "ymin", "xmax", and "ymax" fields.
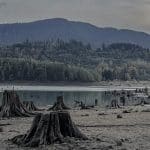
[{"xmin": 1, "ymin": 105, "xmax": 150, "ymax": 150}]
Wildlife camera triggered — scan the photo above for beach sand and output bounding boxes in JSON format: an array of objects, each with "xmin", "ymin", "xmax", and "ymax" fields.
[{"xmin": 0, "ymin": 106, "xmax": 150, "ymax": 150}]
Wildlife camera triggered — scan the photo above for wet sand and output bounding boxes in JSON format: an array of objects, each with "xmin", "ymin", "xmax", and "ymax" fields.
[{"xmin": 1, "ymin": 105, "xmax": 150, "ymax": 150}]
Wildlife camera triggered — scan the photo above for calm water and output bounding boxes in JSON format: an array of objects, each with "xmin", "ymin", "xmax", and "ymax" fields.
[
  {"xmin": 0, "ymin": 85, "xmax": 146, "ymax": 107},
  {"xmin": 0, "ymin": 91, "xmax": 110, "ymax": 107}
]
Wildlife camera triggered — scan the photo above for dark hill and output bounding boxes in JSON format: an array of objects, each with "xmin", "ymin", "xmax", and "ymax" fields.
[{"xmin": 0, "ymin": 18, "xmax": 150, "ymax": 48}]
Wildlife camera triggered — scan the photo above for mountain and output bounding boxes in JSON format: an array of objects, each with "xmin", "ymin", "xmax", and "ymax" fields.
[{"xmin": 0, "ymin": 18, "xmax": 150, "ymax": 48}]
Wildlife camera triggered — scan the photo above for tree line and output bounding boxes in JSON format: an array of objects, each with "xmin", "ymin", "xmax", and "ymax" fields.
[
  {"xmin": 0, "ymin": 58, "xmax": 100, "ymax": 82},
  {"xmin": 0, "ymin": 40, "xmax": 150, "ymax": 81}
]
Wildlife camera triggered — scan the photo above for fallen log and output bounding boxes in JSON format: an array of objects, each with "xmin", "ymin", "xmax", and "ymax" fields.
[
  {"xmin": 135, "ymin": 100, "xmax": 150, "ymax": 106},
  {"xmin": 81, "ymin": 104, "xmax": 94, "ymax": 109},
  {"xmin": 11, "ymin": 111, "xmax": 87, "ymax": 147}
]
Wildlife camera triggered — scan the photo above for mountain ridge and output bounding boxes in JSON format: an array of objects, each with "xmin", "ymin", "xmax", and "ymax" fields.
[{"xmin": 0, "ymin": 18, "xmax": 150, "ymax": 48}]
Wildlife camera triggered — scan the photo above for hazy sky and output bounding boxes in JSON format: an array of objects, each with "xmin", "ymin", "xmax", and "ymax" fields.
[{"xmin": 0, "ymin": 0, "xmax": 150, "ymax": 33}]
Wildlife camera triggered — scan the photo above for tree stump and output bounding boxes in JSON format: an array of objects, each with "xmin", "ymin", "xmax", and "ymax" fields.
[
  {"xmin": 11, "ymin": 111, "xmax": 87, "ymax": 147},
  {"xmin": 0, "ymin": 127, "xmax": 2, "ymax": 132},
  {"xmin": 110, "ymin": 99, "xmax": 120, "ymax": 108},
  {"xmin": 0, "ymin": 90, "xmax": 35, "ymax": 118},
  {"xmin": 48, "ymin": 96, "xmax": 70, "ymax": 111},
  {"xmin": 95, "ymin": 99, "xmax": 98, "ymax": 106},
  {"xmin": 23, "ymin": 101, "xmax": 43, "ymax": 111},
  {"xmin": 120, "ymin": 96, "xmax": 126, "ymax": 106}
]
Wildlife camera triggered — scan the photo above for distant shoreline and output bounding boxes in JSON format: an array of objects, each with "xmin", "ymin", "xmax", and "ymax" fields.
[
  {"xmin": 0, "ymin": 81, "xmax": 149, "ymax": 88},
  {"xmin": 0, "ymin": 81, "xmax": 150, "ymax": 92}
]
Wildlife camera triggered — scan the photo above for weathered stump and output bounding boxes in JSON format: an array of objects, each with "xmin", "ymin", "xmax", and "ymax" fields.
[
  {"xmin": 95, "ymin": 99, "xmax": 98, "ymax": 106},
  {"xmin": 110, "ymin": 99, "xmax": 120, "ymax": 108},
  {"xmin": 11, "ymin": 111, "xmax": 87, "ymax": 147},
  {"xmin": 23, "ymin": 101, "xmax": 42, "ymax": 111},
  {"xmin": 0, "ymin": 90, "xmax": 35, "ymax": 118},
  {"xmin": 120, "ymin": 96, "xmax": 126, "ymax": 106},
  {"xmin": 0, "ymin": 128, "xmax": 2, "ymax": 132},
  {"xmin": 48, "ymin": 96, "xmax": 70, "ymax": 111}
]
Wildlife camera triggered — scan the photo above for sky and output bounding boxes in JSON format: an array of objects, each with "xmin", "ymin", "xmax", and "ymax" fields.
[{"xmin": 0, "ymin": 0, "xmax": 150, "ymax": 33}]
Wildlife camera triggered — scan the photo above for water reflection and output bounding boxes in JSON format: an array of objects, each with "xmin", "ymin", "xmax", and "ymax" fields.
[
  {"xmin": 0, "ymin": 89, "xmax": 147, "ymax": 107},
  {"xmin": 0, "ymin": 91, "xmax": 110, "ymax": 107}
]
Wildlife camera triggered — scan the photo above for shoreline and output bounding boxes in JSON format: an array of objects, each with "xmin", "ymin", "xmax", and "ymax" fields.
[
  {"xmin": 0, "ymin": 80, "xmax": 150, "ymax": 87},
  {"xmin": 0, "ymin": 81, "xmax": 149, "ymax": 92},
  {"xmin": 0, "ymin": 84, "xmax": 148, "ymax": 92}
]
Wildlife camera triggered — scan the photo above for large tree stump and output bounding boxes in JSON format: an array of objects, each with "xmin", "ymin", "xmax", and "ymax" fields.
[
  {"xmin": 23, "ymin": 101, "xmax": 43, "ymax": 111},
  {"xmin": 48, "ymin": 96, "xmax": 70, "ymax": 111},
  {"xmin": 11, "ymin": 111, "xmax": 87, "ymax": 147},
  {"xmin": 0, "ymin": 90, "xmax": 35, "ymax": 118}
]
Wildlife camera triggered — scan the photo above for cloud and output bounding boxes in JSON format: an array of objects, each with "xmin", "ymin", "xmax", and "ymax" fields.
[
  {"xmin": 0, "ymin": 0, "xmax": 149, "ymax": 33},
  {"xmin": 0, "ymin": 2, "xmax": 6, "ymax": 8}
]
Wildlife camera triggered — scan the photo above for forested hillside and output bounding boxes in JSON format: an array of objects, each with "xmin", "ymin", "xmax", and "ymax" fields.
[
  {"xmin": 0, "ymin": 40, "xmax": 150, "ymax": 81},
  {"xmin": 0, "ymin": 58, "xmax": 99, "ymax": 82}
]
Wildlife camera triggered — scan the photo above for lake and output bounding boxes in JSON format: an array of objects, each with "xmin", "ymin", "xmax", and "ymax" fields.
[{"xmin": 0, "ymin": 85, "xmax": 146, "ymax": 107}]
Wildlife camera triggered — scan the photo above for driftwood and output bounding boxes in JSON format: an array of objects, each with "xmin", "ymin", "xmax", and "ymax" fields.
[
  {"xmin": 135, "ymin": 100, "xmax": 149, "ymax": 106},
  {"xmin": 0, "ymin": 91, "xmax": 35, "ymax": 118},
  {"xmin": 117, "ymin": 114, "xmax": 122, "ymax": 119},
  {"xmin": 81, "ymin": 104, "xmax": 94, "ymax": 109},
  {"xmin": 48, "ymin": 96, "xmax": 70, "ymax": 111},
  {"xmin": 74, "ymin": 101, "xmax": 94, "ymax": 109},
  {"xmin": 23, "ymin": 101, "xmax": 42, "ymax": 111},
  {"xmin": 11, "ymin": 111, "xmax": 87, "ymax": 147},
  {"xmin": 122, "ymin": 110, "xmax": 131, "ymax": 113}
]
